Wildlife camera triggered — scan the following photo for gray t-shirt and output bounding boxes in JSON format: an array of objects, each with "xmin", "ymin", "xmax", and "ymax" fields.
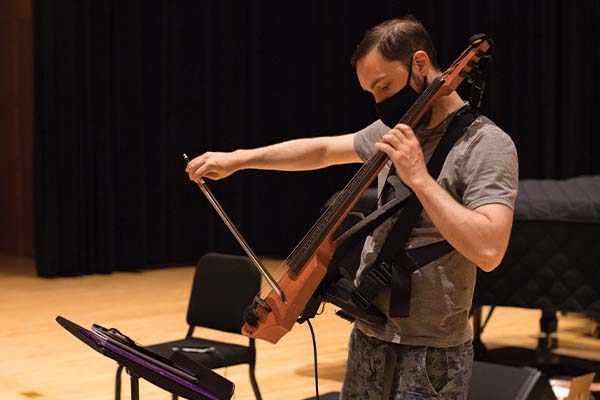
[{"xmin": 352, "ymin": 109, "xmax": 518, "ymax": 347}]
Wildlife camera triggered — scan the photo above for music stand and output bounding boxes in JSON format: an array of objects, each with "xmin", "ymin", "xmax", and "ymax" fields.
[{"xmin": 56, "ymin": 316, "xmax": 235, "ymax": 400}]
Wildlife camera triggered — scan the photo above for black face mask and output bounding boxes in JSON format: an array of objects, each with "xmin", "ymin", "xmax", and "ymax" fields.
[{"xmin": 375, "ymin": 60, "xmax": 426, "ymax": 128}]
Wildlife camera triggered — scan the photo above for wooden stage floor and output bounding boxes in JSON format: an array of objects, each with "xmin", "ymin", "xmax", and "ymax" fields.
[{"xmin": 1, "ymin": 254, "xmax": 600, "ymax": 400}]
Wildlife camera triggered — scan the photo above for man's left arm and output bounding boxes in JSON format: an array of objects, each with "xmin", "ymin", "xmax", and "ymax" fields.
[{"xmin": 376, "ymin": 123, "xmax": 516, "ymax": 272}]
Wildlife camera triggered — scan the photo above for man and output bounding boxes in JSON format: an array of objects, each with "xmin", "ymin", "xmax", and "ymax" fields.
[{"xmin": 186, "ymin": 16, "xmax": 518, "ymax": 399}]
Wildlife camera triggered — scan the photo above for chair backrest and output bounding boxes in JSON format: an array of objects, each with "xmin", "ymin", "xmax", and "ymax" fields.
[{"xmin": 186, "ymin": 252, "xmax": 262, "ymax": 334}]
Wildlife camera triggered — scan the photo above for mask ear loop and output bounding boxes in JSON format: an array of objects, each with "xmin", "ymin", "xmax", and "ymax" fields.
[
  {"xmin": 408, "ymin": 54, "xmax": 431, "ymax": 94},
  {"xmin": 405, "ymin": 55, "xmax": 414, "ymax": 91},
  {"xmin": 411, "ymin": 51, "xmax": 431, "ymax": 94}
]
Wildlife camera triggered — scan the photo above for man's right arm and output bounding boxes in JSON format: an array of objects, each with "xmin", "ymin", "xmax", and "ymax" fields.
[{"xmin": 185, "ymin": 133, "xmax": 362, "ymax": 182}]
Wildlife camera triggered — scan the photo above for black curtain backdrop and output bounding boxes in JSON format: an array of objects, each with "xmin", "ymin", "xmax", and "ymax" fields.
[{"xmin": 34, "ymin": 0, "xmax": 600, "ymax": 277}]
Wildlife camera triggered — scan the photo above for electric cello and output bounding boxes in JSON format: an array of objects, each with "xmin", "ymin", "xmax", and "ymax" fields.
[
  {"xmin": 187, "ymin": 34, "xmax": 493, "ymax": 344},
  {"xmin": 242, "ymin": 35, "xmax": 493, "ymax": 344}
]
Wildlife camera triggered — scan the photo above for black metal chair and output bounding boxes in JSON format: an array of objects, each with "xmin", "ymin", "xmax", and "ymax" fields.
[{"xmin": 115, "ymin": 252, "xmax": 263, "ymax": 400}]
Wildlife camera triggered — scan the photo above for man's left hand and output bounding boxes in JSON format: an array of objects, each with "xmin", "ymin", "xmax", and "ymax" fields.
[{"xmin": 375, "ymin": 123, "xmax": 431, "ymax": 189}]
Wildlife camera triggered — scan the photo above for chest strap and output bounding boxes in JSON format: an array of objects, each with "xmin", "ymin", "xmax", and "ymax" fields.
[
  {"xmin": 326, "ymin": 240, "xmax": 454, "ymax": 325},
  {"xmin": 354, "ymin": 240, "xmax": 454, "ymax": 314}
]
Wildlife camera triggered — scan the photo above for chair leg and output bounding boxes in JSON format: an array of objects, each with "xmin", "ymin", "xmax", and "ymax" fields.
[
  {"xmin": 115, "ymin": 364, "xmax": 124, "ymax": 400},
  {"xmin": 249, "ymin": 361, "xmax": 262, "ymax": 400},
  {"xmin": 472, "ymin": 306, "xmax": 487, "ymax": 360},
  {"xmin": 172, "ymin": 394, "xmax": 178, "ymax": 400}
]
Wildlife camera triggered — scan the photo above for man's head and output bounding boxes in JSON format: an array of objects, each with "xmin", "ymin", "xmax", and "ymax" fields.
[{"xmin": 351, "ymin": 16, "xmax": 439, "ymax": 103}]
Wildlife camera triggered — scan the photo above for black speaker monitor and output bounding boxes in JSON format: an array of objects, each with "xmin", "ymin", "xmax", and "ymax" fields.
[{"xmin": 468, "ymin": 361, "xmax": 556, "ymax": 400}]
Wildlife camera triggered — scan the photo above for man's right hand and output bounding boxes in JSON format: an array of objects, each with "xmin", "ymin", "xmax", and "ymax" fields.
[{"xmin": 185, "ymin": 151, "xmax": 240, "ymax": 182}]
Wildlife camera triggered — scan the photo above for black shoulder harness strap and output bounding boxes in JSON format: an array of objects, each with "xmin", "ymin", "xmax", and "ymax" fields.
[
  {"xmin": 328, "ymin": 106, "xmax": 479, "ymax": 324},
  {"xmin": 377, "ymin": 105, "xmax": 479, "ymax": 318}
]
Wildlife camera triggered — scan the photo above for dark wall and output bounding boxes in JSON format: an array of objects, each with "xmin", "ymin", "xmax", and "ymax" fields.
[
  {"xmin": 34, "ymin": 0, "xmax": 600, "ymax": 276},
  {"xmin": 0, "ymin": 0, "xmax": 33, "ymax": 257}
]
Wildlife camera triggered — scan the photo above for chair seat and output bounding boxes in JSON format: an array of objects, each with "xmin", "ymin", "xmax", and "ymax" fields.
[{"xmin": 147, "ymin": 337, "xmax": 253, "ymax": 369}]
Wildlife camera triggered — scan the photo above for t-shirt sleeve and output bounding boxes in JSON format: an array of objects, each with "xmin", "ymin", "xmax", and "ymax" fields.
[
  {"xmin": 460, "ymin": 124, "xmax": 519, "ymax": 210},
  {"xmin": 353, "ymin": 119, "xmax": 389, "ymax": 162}
]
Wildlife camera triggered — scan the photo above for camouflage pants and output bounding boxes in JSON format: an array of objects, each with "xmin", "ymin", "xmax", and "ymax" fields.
[{"xmin": 340, "ymin": 328, "xmax": 473, "ymax": 400}]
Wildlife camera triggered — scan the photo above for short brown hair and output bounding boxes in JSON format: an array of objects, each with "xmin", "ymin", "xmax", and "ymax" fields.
[{"xmin": 350, "ymin": 16, "xmax": 439, "ymax": 70}]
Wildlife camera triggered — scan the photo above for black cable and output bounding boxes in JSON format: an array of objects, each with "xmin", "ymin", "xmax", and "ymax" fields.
[
  {"xmin": 306, "ymin": 319, "xmax": 319, "ymax": 400},
  {"xmin": 481, "ymin": 305, "xmax": 496, "ymax": 332}
]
